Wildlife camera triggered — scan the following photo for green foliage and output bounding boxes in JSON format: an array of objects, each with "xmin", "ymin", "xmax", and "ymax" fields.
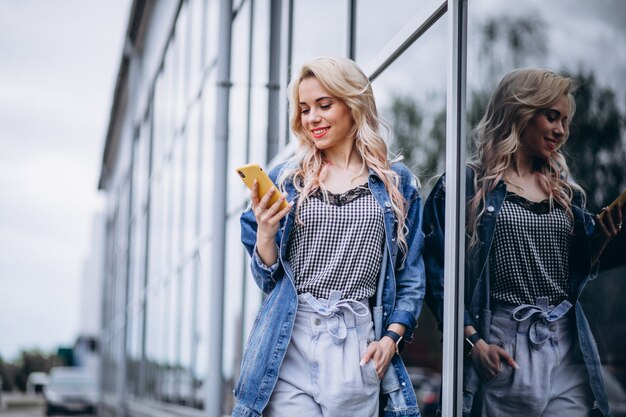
[
  {"xmin": 566, "ymin": 70, "xmax": 625, "ymax": 213},
  {"xmin": 389, "ymin": 95, "xmax": 444, "ymax": 186}
]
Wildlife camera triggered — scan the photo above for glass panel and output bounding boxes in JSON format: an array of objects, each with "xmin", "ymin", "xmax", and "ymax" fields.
[
  {"xmin": 179, "ymin": 262, "xmax": 194, "ymax": 405},
  {"xmin": 462, "ymin": 1, "xmax": 626, "ymax": 415},
  {"xmin": 371, "ymin": 15, "xmax": 447, "ymax": 415},
  {"xmin": 249, "ymin": 0, "xmax": 270, "ymax": 162},
  {"xmin": 152, "ymin": 72, "xmax": 166, "ymax": 173},
  {"xmin": 290, "ymin": 0, "xmax": 349, "ymax": 77},
  {"xmin": 227, "ymin": 0, "xmax": 251, "ymax": 210},
  {"xmin": 193, "ymin": 244, "xmax": 213, "ymax": 410},
  {"xmin": 200, "ymin": 72, "xmax": 216, "ymax": 237},
  {"xmin": 174, "ymin": 4, "xmax": 189, "ymax": 132},
  {"xmin": 188, "ymin": 0, "xmax": 203, "ymax": 95},
  {"xmin": 171, "ymin": 138, "xmax": 183, "ymax": 260},
  {"xmin": 164, "ymin": 40, "xmax": 177, "ymax": 155},
  {"xmin": 165, "ymin": 273, "xmax": 180, "ymax": 402},
  {"xmin": 204, "ymin": 0, "xmax": 220, "ymax": 66},
  {"xmin": 355, "ymin": 1, "xmax": 430, "ymax": 65},
  {"xmin": 184, "ymin": 103, "xmax": 200, "ymax": 252}
]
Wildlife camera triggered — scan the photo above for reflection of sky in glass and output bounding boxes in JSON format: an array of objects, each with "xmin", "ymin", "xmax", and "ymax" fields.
[
  {"xmin": 355, "ymin": 1, "xmax": 427, "ymax": 65},
  {"xmin": 468, "ymin": 0, "xmax": 626, "ymax": 110},
  {"xmin": 290, "ymin": 0, "xmax": 349, "ymax": 77}
]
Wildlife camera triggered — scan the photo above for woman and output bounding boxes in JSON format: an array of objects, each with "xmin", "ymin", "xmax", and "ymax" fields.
[
  {"xmin": 234, "ymin": 56, "xmax": 425, "ymax": 417},
  {"xmin": 423, "ymin": 68, "xmax": 622, "ymax": 416}
]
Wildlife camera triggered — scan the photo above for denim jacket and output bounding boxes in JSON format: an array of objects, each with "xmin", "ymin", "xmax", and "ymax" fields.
[
  {"xmin": 233, "ymin": 160, "xmax": 426, "ymax": 417},
  {"xmin": 422, "ymin": 167, "xmax": 610, "ymax": 417}
]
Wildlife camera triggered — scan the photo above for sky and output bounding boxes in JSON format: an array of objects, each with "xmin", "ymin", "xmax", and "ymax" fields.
[{"xmin": 0, "ymin": 1, "xmax": 131, "ymax": 361}]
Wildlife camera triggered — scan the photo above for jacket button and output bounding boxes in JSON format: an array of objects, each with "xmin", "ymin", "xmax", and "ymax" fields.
[
  {"xmin": 372, "ymin": 177, "xmax": 377, "ymax": 183},
  {"xmin": 384, "ymin": 201, "xmax": 391, "ymax": 208},
  {"xmin": 487, "ymin": 205, "xmax": 495, "ymax": 212},
  {"xmin": 314, "ymin": 318, "xmax": 321, "ymax": 326}
]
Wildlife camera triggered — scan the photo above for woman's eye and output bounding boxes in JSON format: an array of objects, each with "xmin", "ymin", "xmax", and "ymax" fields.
[
  {"xmin": 301, "ymin": 109, "xmax": 310, "ymax": 115},
  {"xmin": 320, "ymin": 104, "xmax": 331, "ymax": 110}
]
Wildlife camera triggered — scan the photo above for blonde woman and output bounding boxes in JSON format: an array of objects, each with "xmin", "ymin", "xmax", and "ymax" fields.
[
  {"xmin": 424, "ymin": 68, "xmax": 622, "ymax": 416},
  {"xmin": 235, "ymin": 56, "xmax": 425, "ymax": 417}
]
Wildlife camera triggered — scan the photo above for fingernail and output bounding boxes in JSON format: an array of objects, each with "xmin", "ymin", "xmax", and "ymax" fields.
[
  {"xmin": 359, "ymin": 360, "xmax": 365, "ymax": 366},
  {"xmin": 513, "ymin": 364, "xmax": 520, "ymax": 370}
]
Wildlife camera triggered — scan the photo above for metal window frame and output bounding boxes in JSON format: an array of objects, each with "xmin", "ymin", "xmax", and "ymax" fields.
[{"xmin": 441, "ymin": 0, "xmax": 468, "ymax": 415}]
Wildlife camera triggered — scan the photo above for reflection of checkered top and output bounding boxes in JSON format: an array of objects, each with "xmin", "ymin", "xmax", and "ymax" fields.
[
  {"xmin": 287, "ymin": 185, "xmax": 384, "ymax": 301},
  {"xmin": 490, "ymin": 192, "xmax": 572, "ymax": 306}
]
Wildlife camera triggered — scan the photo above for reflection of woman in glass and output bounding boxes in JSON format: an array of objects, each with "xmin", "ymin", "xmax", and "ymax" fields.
[
  {"xmin": 235, "ymin": 56, "xmax": 425, "ymax": 417},
  {"xmin": 424, "ymin": 68, "xmax": 622, "ymax": 416}
]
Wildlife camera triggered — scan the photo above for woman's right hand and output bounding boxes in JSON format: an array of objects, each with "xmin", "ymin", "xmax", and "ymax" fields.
[
  {"xmin": 251, "ymin": 180, "xmax": 293, "ymax": 265},
  {"xmin": 470, "ymin": 340, "xmax": 519, "ymax": 382}
]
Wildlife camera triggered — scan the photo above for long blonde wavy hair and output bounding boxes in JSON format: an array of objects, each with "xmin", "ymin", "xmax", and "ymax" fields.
[
  {"xmin": 283, "ymin": 56, "xmax": 409, "ymax": 253},
  {"xmin": 467, "ymin": 68, "xmax": 584, "ymax": 250}
]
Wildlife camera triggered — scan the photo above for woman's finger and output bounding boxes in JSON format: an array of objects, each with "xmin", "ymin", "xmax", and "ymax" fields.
[
  {"xmin": 250, "ymin": 179, "xmax": 260, "ymax": 207},
  {"xmin": 497, "ymin": 346, "xmax": 519, "ymax": 369},
  {"xmin": 258, "ymin": 187, "xmax": 276, "ymax": 209}
]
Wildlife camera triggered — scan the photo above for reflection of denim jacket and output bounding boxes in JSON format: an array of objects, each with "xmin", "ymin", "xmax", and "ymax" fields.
[
  {"xmin": 423, "ymin": 167, "xmax": 609, "ymax": 416},
  {"xmin": 233, "ymin": 160, "xmax": 425, "ymax": 417}
]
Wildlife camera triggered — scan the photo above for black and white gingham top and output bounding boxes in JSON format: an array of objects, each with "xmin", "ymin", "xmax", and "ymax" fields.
[
  {"xmin": 490, "ymin": 192, "xmax": 572, "ymax": 306},
  {"xmin": 287, "ymin": 185, "xmax": 385, "ymax": 300}
]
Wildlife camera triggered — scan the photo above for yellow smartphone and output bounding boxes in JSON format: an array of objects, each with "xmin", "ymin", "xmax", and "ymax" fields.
[
  {"xmin": 600, "ymin": 190, "xmax": 626, "ymax": 218},
  {"xmin": 235, "ymin": 163, "xmax": 289, "ymax": 210}
]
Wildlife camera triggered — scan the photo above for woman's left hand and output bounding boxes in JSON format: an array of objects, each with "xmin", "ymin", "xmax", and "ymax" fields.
[
  {"xmin": 591, "ymin": 202, "xmax": 623, "ymax": 265},
  {"xmin": 360, "ymin": 337, "xmax": 396, "ymax": 379},
  {"xmin": 596, "ymin": 203, "xmax": 623, "ymax": 238}
]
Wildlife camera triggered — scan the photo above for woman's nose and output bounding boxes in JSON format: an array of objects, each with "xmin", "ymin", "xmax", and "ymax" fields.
[
  {"xmin": 554, "ymin": 121, "xmax": 565, "ymax": 136},
  {"xmin": 308, "ymin": 110, "xmax": 321, "ymax": 123}
]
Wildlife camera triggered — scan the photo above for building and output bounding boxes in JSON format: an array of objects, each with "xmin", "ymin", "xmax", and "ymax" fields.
[{"xmin": 97, "ymin": 0, "xmax": 626, "ymax": 416}]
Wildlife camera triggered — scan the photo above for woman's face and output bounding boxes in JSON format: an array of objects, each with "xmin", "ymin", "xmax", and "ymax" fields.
[
  {"xmin": 520, "ymin": 94, "xmax": 571, "ymax": 160},
  {"xmin": 298, "ymin": 77, "xmax": 354, "ymax": 151}
]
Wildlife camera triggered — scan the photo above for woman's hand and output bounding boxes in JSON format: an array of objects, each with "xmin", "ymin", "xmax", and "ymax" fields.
[
  {"xmin": 360, "ymin": 337, "xmax": 396, "ymax": 380},
  {"xmin": 470, "ymin": 340, "xmax": 519, "ymax": 382},
  {"xmin": 251, "ymin": 179, "xmax": 293, "ymax": 266},
  {"xmin": 591, "ymin": 202, "xmax": 623, "ymax": 265}
]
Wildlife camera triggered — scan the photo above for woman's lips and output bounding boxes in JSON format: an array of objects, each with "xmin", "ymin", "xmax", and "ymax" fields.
[
  {"xmin": 545, "ymin": 137, "xmax": 558, "ymax": 150},
  {"xmin": 311, "ymin": 127, "xmax": 329, "ymax": 139}
]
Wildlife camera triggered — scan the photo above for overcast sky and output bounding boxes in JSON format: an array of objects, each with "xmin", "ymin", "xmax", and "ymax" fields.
[{"xmin": 0, "ymin": 1, "xmax": 131, "ymax": 361}]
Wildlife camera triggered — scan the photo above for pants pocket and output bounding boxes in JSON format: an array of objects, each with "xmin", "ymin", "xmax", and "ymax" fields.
[{"xmin": 357, "ymin": 325, "xmax": 380, "ymax": 386}]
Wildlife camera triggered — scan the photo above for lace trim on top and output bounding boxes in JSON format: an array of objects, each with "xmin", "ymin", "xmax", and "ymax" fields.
[
  {"xmin": 311, "ymin": 184, "xmax": 370, "ymax": 206},
  {"xmin": 505, "ymin": 192, "xmax": 564, "ymax": 214}
]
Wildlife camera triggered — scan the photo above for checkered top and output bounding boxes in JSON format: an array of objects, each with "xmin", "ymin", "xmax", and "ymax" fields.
[
  {"xmin": 490, "ymin": 192, "xmax": 572, "ymax": 306},
  {"xmin": 287, "ymin": 185, "xmax": 385, "ymax": 300}
]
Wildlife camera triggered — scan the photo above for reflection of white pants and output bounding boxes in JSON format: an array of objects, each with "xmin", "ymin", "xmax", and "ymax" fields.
[
  {"xmin": 264, "ymin": 292, "xmax": 380, "ymax": 417},
  {"xmin": 478, "ymin": 302, "xmax": 594, "ymax": 417}
]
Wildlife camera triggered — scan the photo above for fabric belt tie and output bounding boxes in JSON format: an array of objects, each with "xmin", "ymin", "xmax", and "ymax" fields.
[
  {"xmin": 510, "ymin": 296, "xmax": 573, "ymax": 350},
  {"xmin": 301, "ymin": 290, "xmax": 370, "ymax": 345}
]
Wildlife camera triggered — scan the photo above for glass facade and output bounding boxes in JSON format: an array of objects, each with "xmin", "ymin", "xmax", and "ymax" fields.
[{"xmin": 98, "ymin": 0, "xmax": 626, "ymax": 416}]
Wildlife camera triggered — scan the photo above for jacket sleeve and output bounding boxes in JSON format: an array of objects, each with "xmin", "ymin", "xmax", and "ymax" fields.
[
  {"xmin": 422, "ymin": 175, "xmax": 446, "ymax": 330},
  {"xmin": 422, "ymin": 174, "xmax": 475, "ymax": 331},
  {"xmin": 388, "ymin": 173, "xmax": 426, "ymax": 342},
  {"xmin": 239, "ymin": 165, "xmax": 286, "ymax": 294}
]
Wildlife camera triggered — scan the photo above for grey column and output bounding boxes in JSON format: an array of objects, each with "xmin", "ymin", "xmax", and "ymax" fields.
[{"xmin": 206, "ymin": 0, "xmax": 233, "ymax": 415}]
